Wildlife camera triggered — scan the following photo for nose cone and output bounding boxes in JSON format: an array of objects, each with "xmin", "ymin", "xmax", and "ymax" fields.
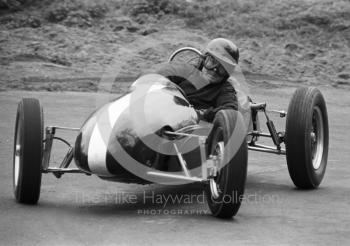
[
  {"xmin": 130, "ymin": 74, "xmax": 198, "ymax": 135},
  {"xmin": 74, "ymin": 74, "xmax": 199, "ymax": 178}
]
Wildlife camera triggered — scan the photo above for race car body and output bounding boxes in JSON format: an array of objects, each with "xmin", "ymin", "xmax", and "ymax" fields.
[{"xmin": 12, "ymin": 47, "xmax": 329, "ymax": 219}]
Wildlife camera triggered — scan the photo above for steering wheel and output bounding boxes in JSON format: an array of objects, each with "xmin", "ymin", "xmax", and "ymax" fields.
[
  {"xmin": 168, "ymin": 47, "xmax": 204, "ymax": 69},
  {"xmin": 167, "ymin": 47, "xmax": 204, "ymax": 102}
]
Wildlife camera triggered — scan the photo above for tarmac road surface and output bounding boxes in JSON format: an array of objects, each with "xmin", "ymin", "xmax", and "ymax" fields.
[{"xmin": 0, "ymin": 86, "xmax": 349, "ymax": 245}]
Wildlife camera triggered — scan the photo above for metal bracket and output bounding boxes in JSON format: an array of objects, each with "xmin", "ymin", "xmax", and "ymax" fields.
[
  {"xmin": 41, "ymin": 126, "xmax": 80, "ymax": 178},
  {"xmin": 42, "ymin": 127, "xmax": 55, "ymax": 170},
  {"xmin": 146, "ymin": 129, "xmax": 212, "ymax": 183},
  {"xmin": 198, "ymin": 136, "xmax": 208, "ymax": 179},
  {"xmin": 43, "ymin": 167, "xmax": 90, "ymax": 179},
  {"xmin": 248, "ymin": 143, "xmax": 286, "ymax": 155},
  {"xmin": 266, "ymin": 109, "xmax": 287, "ymax": 118},
  {"xmin": 173, "ymin": 142, "xmax": 190, "ymax": 177},
  {"xmin": 262, "ymin": 108, "xmax": 282, "ymax": 148},
  {"xmin": 207, "ymin": 156, "xmax": 218, "ymax": 178},
  {"xmin": 147, "ymin": 171, "xmax": 204, "ymax": 182},
  {"xmin": 247, "ymin": 104, "xmax": 287, "ymax": 154}
]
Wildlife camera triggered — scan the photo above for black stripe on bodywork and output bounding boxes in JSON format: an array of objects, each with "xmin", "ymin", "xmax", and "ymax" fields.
[
  {"xmin": 74, "ymin": 116, "xmax": 98, "ymax": 173},
  {"xmin": 105, "ymin": 149, "xmax": 150, "ymax": 184}
]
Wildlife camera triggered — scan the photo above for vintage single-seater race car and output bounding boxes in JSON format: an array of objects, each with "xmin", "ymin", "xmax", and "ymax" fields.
[{"xmin": 12, "ymin": 47, "xmax": 329, "ymax": 219}]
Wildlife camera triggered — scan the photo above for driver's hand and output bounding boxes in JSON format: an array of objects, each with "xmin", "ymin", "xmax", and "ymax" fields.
[{"xmin": 195, "ymin": 109, "xmax": 205, "ymax": 121}]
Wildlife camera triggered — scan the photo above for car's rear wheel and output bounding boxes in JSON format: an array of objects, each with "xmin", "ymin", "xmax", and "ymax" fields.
[
  {"xmin": 285, "ymin": 87, "xmax": 329, "ymax": 189},
  {"xmin": 13, "ymin": 98, "xmax": 43, "ymax": 204},
  {"xmin": 206, "ymin": 110, "xmax": 248, "ymax": 219}
]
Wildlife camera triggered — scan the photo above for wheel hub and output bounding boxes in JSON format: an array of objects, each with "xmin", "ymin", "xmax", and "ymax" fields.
[
  {"xmin": 310, "ymin": 132, "xmax": 316, "ymax": 144},
  {"xmin": 209, "ymin": 141, "xmax": 224, "ymax": 199},
  {"xmin": 14, "ymin": 144, "xmax": 20, "ymax": 188},
  {"xmin": 209, "ymin": 179, "xmax": 220, "ymax": 199},
  {"xmin": 311, "ymin": 106, "xmax": 324, "ymax": 170}
]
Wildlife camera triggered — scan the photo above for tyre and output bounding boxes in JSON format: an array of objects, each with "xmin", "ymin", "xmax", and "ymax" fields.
[
  {"xmin": 13, "ymin": 98, "xmax": 43, "ymax": 204},
  {"xmin": 285, "ymin": 87, "xmax": 329, "ymax": 189},
  {"xmin": 206, "ymin": 110, "xmax": 248, "ymax": 218}
]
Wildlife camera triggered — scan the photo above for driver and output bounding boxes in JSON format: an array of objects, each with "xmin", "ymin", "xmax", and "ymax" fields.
[{"xmin": 156, "ymin": 38, "xmax": 239, "ymax": 122}]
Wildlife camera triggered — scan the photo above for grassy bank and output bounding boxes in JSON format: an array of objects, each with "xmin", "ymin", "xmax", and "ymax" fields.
[{"xmin": 0, "ymin": 0, "xmax": 349, "ymax": 91}]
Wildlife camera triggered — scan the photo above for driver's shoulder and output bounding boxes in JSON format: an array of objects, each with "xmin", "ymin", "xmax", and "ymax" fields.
[{"xmin": 222, "ymin": 78, "xmax": 237, "ymax": 91}]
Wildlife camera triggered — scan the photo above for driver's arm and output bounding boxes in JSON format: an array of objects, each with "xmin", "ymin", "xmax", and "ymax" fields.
[{"xmin": 202, "ymin": 82, "xmax": 238, "ymax": 122}]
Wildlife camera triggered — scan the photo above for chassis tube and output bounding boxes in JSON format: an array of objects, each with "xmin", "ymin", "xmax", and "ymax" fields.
[{"xmin": 248, "ymin": 143, "xmax": 286, "ymax": 155}]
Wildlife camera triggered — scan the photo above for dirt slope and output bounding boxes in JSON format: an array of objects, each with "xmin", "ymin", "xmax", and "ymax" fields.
[{"xmin": 0, "ymin": 0, "xmax": 349, "ymax": 92}]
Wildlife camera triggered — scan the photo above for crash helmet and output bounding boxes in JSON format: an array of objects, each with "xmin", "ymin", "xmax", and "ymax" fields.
[{"xmin": 204, "ymin": 38, "xmax": 239, "ymax": 76}]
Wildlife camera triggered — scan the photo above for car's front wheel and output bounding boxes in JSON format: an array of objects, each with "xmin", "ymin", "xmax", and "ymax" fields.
[
  {"xmin": 285, "ymin": 87, "xmax": 329, "ymax": 189},
  {"xmin": 206, "ymin": 110, "xmax": 248, "ymax": 219},
  {"xmin": 13, "ymin": 98, "xmax": 43, "ymax": 204}
]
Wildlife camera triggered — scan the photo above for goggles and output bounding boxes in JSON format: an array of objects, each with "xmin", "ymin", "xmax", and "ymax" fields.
[{"xmin": 203, "ymin": 54, "xmax": 229, "ymax": 77}]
